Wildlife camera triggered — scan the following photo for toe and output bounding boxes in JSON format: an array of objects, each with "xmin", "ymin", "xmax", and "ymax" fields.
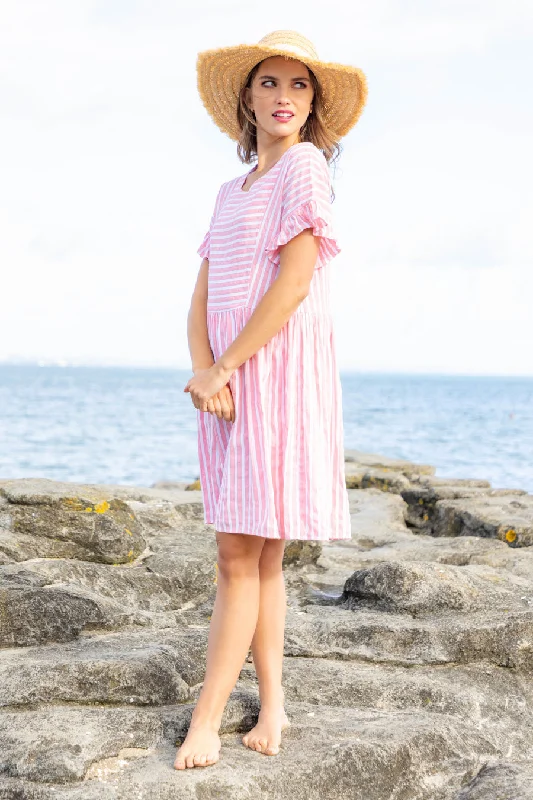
[
  {"xmin": 266, "ymin": 745, "xmax": 280, "ymax": 755},
  {"xmin": 258, "ymin": 738, "xmax": 268, "ymax": 751},
  {"xmin": 185, "ymin": 754, "xmax": 195, "ymax": 768},
  {"xmin": 174, "ymin": 747, "xmax": 186, "ymax": 770},
  {"xmin": 194, "ymin": 753, "xmax": 207, "ymax": 766}
]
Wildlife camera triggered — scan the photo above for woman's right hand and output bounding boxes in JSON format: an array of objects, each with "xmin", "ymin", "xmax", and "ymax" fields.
[
  {"xmin": 191, "ymin": 365, "xmax": 235, "ymax": 422},
  {"xmin": 206, "ymin": 385, "xmax": 235, "ymax": 423}
]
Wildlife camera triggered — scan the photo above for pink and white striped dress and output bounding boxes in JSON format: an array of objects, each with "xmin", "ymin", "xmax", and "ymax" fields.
[{"xmin": 196, "ymin": 141, "xmax": 351, "ymax": 541}]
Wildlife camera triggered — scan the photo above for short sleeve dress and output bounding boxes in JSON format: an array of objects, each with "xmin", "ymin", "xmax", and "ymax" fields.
[{"xmin": 196, "ymin": 141, "xmax": 351, "ymax": 541}]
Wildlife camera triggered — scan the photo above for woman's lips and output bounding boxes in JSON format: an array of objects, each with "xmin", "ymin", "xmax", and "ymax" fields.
[{"xmin": 272, "ymin": 112, "xmax": 294, "ymax": 123}]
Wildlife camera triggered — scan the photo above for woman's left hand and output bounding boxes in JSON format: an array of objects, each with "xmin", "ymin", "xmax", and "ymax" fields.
[{"xmin": 184, "ymin": 363, "xmax": 234, "ymax": 411}]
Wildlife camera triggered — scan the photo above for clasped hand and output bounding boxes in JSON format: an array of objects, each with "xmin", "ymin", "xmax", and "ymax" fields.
[{"xmin": 184, "ymin": 364, "xmax": 235, "ymax": 423}]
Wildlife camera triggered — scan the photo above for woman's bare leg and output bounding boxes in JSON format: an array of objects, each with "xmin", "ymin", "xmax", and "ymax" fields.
[
  {"xmin": 242, "ymin": 539, "xmax": 289, "ymax": 755},
  {"xmin": 174, "ymin": 530, "xmax": 266, "ymax": 770}
]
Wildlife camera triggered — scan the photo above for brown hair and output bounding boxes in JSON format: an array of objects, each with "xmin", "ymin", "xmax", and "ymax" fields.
[{"xmin": 236, "ymin": 60, "xmax": 341, "ymax": 167}]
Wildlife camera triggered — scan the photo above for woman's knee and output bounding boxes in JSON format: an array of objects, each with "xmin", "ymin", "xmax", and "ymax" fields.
[
  {"xmin": 215, "ymin": 531, "xmax": 265, "ymax": 578},
  {"xmin": 258, "ymin": 539, "xmax": 286, "ymax": 577}
]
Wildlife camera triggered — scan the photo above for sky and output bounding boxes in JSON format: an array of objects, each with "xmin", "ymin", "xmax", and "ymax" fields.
[{"xmin": 1, "ymin": 0, "xmax": 532, "ymax": 375}]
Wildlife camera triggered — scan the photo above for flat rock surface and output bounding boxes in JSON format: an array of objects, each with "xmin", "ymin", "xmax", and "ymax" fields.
[{"xmin": 1, "ymin": 452, "xmax": 533, "ymax": 799}]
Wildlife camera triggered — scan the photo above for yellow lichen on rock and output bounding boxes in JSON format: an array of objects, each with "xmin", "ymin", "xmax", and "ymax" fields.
[
  {"xmin": 505, "ymin": 528, "xmax": 517, "ymax": 543},
  {"xmin": 62, "ymin": 498, "xmax": 111, "ymax": 514},
  {"xmin": 62, "ymin": 497, "xmax": 87, "ymax": 511}
]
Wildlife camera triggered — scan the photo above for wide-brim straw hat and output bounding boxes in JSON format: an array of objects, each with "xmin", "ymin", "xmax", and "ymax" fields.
[{"xmin": 197, "ymin": 30, "xmax": 368, "ymax": 142}]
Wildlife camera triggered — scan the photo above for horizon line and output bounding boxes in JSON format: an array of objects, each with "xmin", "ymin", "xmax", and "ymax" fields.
[{"xmin": 0, "ymin": 360, "xmax": 532, "ymax": 380}]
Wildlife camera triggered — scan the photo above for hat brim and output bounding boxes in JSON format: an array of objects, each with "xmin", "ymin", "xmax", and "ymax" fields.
[{"xmin": 196, "ymin": 43, "xmax": 368, "ymax": 142}]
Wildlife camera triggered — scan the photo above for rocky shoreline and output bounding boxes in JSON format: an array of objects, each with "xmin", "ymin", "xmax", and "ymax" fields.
[{"xmin": 1, "ymin": 449, "xmax": 533, "ymax": 799}]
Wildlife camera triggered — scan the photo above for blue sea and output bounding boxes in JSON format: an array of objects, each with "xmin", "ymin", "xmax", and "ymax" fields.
[{"xmin": 0, "ymin": 365, "xmax": 531, "ymax": 494}]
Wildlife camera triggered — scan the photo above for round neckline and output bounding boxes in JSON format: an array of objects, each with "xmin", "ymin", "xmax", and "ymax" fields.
[{"xmin": 239, "ymin": 142, "xmax": 309, "ymax": 193}]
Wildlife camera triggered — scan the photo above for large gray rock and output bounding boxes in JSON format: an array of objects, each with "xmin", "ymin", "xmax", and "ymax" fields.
[
  {"xmin": 0, "ymin": 479, "xmax": 145, "ymax": 564},
  {"xmin": 340, "ymin": 560, "xmax": 531, "ymax": 615},
  {"xmin": 0, "ymin": 690, "xmax": 259, "ymax": 786},
  {"xmin": 346, "ymin": 466, "xmax": 413, "ymax": 493},
  {"xmin": 344, "ymin": 449, "xmax": 436, "ymax": 477},
  {"xmin": 283, "ymin": 604, "xmax": 533, "ymax": 669},
  {"xmin": 0, "ymin": 629, "xmax": 208, "ymax": 707},
  {"xmin": 402, "ymin": 479, "xmax": 527, "ymax": 533},
  {"xmin": 344, "ymin": 449, "xmax": 435, "ymax": 494},
  {"xmin": 433, "ymin": 494, "xmax": 533, "ymax": 547},
  {"xmin": 342, "ymin": 453, "xmax": 533, "ymax": 564},
  {"xmin": 342, "ymin": 456, "xmax": 533, "ymax": 551},
  {"xmin": 0, "ymin": 704, "xmax": 505, "ymax": 799},
  {"xmin": 1, "ymin": 461, "xmax": 533, "ymax": 800},
  {"xmin": 0, "ymin": 580, "xmax": 132, "ymax": 647}
]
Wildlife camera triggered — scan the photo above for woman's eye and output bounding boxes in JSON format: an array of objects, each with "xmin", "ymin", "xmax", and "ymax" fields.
[{"xmin": 260, "ymin": 80, "xmax": 307, "ymax": 88}]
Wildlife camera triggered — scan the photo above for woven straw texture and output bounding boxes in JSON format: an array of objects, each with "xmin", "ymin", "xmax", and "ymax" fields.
[{"xmin": 197, "ymin": 30, "xmax": 368, "ymax": 141}]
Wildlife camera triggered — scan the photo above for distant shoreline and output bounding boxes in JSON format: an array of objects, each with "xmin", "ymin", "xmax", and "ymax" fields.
[{"xmin": 1, "ymin": 362, "xmax": 532, "ymax": 379}]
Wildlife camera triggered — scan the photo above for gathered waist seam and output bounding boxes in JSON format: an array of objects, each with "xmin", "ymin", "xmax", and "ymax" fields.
[{"xmin": 207, "ymin": 306, "xmax": 331, "ymax": 318}]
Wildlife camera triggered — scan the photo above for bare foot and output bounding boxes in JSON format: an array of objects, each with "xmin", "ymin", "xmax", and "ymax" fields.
[
  {"xmin": 174, "ymin": 724, "xmax": 221, "ymax": 770},
  {"xmin": 242, "ymin": 691, "xmax": 291, "ymax": 756}
]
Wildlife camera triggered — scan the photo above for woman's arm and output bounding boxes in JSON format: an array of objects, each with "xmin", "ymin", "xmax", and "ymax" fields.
[
  {"xmin": 186, "ymin": 258, "xmax": 236, "ymax": 422},
  {"xmin": 217, "ymin": 228, "xmax": 319, "ymax": 372},
  {"xmin": 187, "ymin": 258, "xmax": 215, "ymax": 372},
  {"xmin": 184, "ymin": 229, "xmax": 320, "ymax": 406}
]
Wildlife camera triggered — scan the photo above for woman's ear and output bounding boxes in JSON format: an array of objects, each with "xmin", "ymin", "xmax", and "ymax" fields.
[{"xmin": 244, "ymin": 86, "xmax": 253, "ymax": 113}]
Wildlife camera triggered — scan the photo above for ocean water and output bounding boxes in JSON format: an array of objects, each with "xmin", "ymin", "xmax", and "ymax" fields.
[{"xmin": 0, "ymin": 365, "xmax": 531, "ymax": 494}]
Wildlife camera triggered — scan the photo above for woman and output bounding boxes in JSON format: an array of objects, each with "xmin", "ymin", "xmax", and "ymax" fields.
[{"xmin": 175, "ymin": 30, "xmax": 367, "ymax": 770}]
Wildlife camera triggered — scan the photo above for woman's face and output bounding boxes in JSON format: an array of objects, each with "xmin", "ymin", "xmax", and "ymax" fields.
[{"xmin": 246, "ymin": 56, "xmax": 314, "ymax": 143}]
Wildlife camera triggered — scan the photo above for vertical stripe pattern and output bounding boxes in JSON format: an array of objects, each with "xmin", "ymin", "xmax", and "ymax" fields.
[{"xmin": 196, "ymin": 142, "xmax": 351, "ymax": 540}]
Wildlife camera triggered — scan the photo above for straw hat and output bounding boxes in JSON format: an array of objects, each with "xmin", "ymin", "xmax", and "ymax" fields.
[{"xmin": 196, "ymin": 30, "xmax": 368, "ymax": 141}]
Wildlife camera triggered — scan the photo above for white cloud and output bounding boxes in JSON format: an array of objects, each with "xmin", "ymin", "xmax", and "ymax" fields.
[{"xmin": 0, "ymin": 0, "xmax": 532, "ymax": 374}]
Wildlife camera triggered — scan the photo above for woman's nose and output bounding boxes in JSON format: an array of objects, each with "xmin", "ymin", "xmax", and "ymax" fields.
[{"xmin": 275, "ymin": 86, "xmax": 292, "ymax": 104}]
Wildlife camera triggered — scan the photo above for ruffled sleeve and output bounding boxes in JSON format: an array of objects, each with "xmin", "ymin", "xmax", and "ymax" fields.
[
  {"xmin": 197, "ymin": 229, "xmax": 211, "ymax": 260},
  {"xmin": 265, "ymin": 143, "xmax": 341, "ymax": 271},
  {"xmin": 197, "ymin": 183, "xmax": 225, "ymax": 260}
]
